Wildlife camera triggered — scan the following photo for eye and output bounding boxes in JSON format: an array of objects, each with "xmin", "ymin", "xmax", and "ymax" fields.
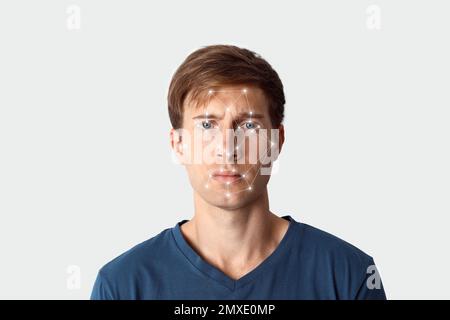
[
  {"xmin": 243, "ymin": 121, "xmax": 256, "ymax": 130},
  {"xmin": 201, "ymin": 121, "xmax": 213, "ymax": 129}
]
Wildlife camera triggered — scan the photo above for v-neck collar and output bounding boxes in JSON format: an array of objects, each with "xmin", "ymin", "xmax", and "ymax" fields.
[{"xmin": 171, "ymin": 215, "xmax": 298, "ymax": 291}]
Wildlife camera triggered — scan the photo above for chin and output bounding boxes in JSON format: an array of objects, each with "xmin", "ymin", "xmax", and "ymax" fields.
[{"xmin": 203, "ymin": 190, "xmax": 259, "ymax": 210}]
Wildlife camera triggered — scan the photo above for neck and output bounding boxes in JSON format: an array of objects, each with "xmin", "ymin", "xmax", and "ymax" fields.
[{"xmin": 181, "ymin": 189, "xmax": 288, "ymax": 279}]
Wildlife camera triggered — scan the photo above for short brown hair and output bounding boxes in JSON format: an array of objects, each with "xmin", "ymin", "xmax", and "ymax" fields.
[{"xmin": 167, "ymin": 45, "xmax": 285, "ymax": 129}]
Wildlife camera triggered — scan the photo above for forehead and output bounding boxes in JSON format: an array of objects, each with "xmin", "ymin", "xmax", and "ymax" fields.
[{"xmin": 184, "ymin": 85, "xmax": 269, "ymax": 117}]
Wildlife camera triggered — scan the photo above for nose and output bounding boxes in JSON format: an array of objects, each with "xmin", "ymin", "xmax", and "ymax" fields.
[{"xmin": 215, "ymin": 125, "xmax": 243, "ymax": 164}]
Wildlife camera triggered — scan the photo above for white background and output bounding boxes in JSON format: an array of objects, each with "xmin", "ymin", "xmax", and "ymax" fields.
[{"xmin": 0, "ymin": 0, "xmax": 449, "ymax": 299}]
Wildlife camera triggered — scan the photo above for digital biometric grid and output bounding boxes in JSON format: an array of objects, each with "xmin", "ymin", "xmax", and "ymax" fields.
[{"xmin": 191, "ymin": 87, "xmax": 279, "ymax": 198}]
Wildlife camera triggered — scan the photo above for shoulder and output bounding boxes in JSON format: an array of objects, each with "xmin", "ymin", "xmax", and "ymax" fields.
[
  {"xmin": 101, "ymin": 226, "xmax": 173, "ymax": 275},
  {"xmin": 296, "ymin": 223, "xmax": 386, "ymax": 299},
  {"xmin": 293, "ymin": 222, "xmax": 383, "ymax": 299},
  {"xmin": 298, "ymin": 222, "xmax": 374, "ymax": 266},
  {"xmin": 92, "ymin": 226, "xmax": 174, "ymax": 299}
]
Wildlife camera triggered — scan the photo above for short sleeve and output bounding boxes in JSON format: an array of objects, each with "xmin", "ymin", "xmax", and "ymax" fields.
[{"xmin": 90, "ymin": 271, "xmax": 114, "ymax": 300}]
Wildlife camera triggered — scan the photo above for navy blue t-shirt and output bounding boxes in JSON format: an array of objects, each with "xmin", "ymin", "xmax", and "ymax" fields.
[{"xmin": 91, "ymin": 215, "xmax": 386, "ymax": 299}]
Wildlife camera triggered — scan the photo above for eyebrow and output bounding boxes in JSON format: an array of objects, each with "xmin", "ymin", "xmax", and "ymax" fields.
[{"xmin": 192, "ymin": 112, "xmax": 265, "ymax": 120}]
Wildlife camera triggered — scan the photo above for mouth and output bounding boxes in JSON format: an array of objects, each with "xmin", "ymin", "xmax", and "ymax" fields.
[{"xmin": 211, "ymin": 170, "xmax": 242, "ymax": 183}]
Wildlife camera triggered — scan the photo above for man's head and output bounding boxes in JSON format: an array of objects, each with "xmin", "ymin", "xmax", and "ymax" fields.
[{"xmin": 168, "ymin": 45, "xmax": 285, "ymax": 210}]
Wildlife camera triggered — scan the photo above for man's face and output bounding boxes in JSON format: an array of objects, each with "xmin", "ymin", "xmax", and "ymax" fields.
[{"xmin": 171, "ymin": 85, "xmax": 284, "ymax": 210}]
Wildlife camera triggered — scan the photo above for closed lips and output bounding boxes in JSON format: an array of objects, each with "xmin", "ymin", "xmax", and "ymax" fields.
[
  {"xmin": 211, "ymin": 171, "xmax": 242, "ymax": 182},
  {"xmin": 212, "ymin": 171, "xmax": 241, "ymax": 177}
]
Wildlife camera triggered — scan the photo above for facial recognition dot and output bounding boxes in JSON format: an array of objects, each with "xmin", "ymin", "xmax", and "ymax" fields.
[
  {"xmin": 249, "ymin": 111, "xmax": 253, "ymax": 115},
  {"xmin": 243, "ymin": 88, "xmax": 247, "ymax": 93},
  {"xmin": 205, "ymin": 184, "xmax": 209, "ymax": 189},
  {"xmin": 242, "ymin": 174, "xmax": 246, "ymax": 178},
  {"xmin": 248, "ymin": 186, "xmax": 252, "ymax": 191},
  {"xmin": 220, "ymin": 168, "xmax": 224, "ymax": 172},
  {"xmin": 226, "ymin": 181, "xmax": 231, "ymax": 185},
  {"xmin": 208, "ymin": 89, "xmax": 214, "ymax": 95},
  {"xmin": 226, "ymin": 193, "xmax": 231, "ymax": 197}
]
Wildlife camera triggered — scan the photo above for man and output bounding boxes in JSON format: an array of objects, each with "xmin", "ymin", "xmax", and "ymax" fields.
[{"xmin": 91, "ymin": 44, "xmax": 386, "ymax": 299}]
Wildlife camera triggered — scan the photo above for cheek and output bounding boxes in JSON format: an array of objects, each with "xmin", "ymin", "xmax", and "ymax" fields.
[
  {"xmin": 185, "ymin": 164, "xmax": 209, "ymax": 186},
  {"xmin": 183, "ymin": 129, "xmax": 221, "ymax": 164},
  {"xmin": 244, "ymin": 172, "xmax": 270, "ymax": 194},
  {"xmin": 236, "ymin": 130, "xmax": 270, "ymax": 162}
]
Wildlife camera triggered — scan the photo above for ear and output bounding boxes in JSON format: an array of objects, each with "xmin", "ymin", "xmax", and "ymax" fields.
[
  {"xmin": 277, "ymin": 124, "xmax": 285, "ymax": 154},
  {"xmin": 170, "ymin": 128, "xmax": 185, "ymax": 165},
  {"xmin": 271, "ymin": 124, "xmax": 284, "ymax": 161}
]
